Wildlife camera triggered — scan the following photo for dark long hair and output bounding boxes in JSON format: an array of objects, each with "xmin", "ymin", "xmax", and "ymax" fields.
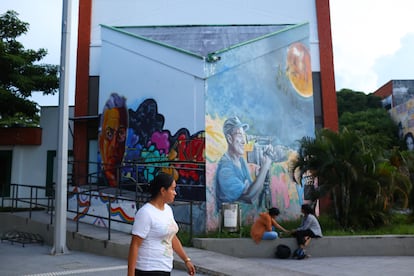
[
  {"xmin": 268, "ymin": 207, "xmax": 280, "ymax": 216},
  {"xmin": 149, "ymin": 172, "xmax": 174, "ymax": 199},
  {"xmin": 301, "ymin": 204, "xmax": 314, "ymax": 215}
]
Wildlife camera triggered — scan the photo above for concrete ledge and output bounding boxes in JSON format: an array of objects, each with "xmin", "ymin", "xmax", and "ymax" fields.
[
  {"xmin": 0, "ymin": 213, "xmax": 54, "ymax": 245},
  {"xmin": 2, "ymin": 212, "xmax": 414, "ymax": 261},
  {"xmin": 193, "ymin": 236, "xmax": 414, "ymax": 258},
  {"xmin": 0, "ymin": 212, "xmax": 131, "ymax": 259}
]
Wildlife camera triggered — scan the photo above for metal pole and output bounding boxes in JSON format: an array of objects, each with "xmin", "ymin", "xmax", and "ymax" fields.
[{"xmin": 51, "ymin": 0, "xmax": 72, "ymax": 255}]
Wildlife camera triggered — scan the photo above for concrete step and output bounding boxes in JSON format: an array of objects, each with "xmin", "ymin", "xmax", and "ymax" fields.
[
  {"xmin": 0, "ymin": 212, "xmax": 311, "ymax": 276},
  {"xmin": 193, "ymin": 236, "xmax": 414, "ymax": 258},
  {"xmin": 2, "ymin": 211, "xmax": 414, "ymax": 276}
]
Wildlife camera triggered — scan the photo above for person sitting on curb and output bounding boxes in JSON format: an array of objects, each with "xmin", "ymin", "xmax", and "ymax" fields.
[
  {"xmin": 291, "ymin": 204, "xmax": 323, "ymax": 259},
  {"xmin": 250, "ymin": 207, "xmax": 289, "ymax": 244}
]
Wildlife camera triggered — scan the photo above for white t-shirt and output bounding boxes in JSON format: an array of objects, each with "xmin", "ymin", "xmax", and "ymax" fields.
[{"xmin": 132, "ymin": 203, "xmax": 179, "ymax": 272}]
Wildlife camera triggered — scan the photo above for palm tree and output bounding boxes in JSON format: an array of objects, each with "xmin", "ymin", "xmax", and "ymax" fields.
[
  {"xmin": 291, "ymin": 128, "xmax": 412, "ymax": 229},
  {"xmin": 384, "ymin": 149, "xmax": 413, "ymax": 210},
  {"xmin": 291, "ymin": 128, "xmax": 362, "ymax": 227}
]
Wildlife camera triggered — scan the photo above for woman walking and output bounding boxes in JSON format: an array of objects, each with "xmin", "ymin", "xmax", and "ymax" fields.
[{"xmin": 128, "ymin": 172, "xmax": 196, "ymax": 275}]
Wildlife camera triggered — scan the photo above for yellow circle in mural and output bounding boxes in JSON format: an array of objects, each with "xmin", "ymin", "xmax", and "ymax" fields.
[{"xmin": 286, "ymin": 42, "xmax": 313, "ymax": 97}]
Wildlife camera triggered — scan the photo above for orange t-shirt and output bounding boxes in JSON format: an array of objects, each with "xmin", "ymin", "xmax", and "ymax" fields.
[{"xmin": 250, "ymin": 212, "xmax": 272, "ymax": 244}]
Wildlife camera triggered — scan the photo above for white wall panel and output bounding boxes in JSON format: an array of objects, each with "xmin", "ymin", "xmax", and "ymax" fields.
[{"xmin": 91, "ymin": 0, "xmax": 320, "ymax": 71}]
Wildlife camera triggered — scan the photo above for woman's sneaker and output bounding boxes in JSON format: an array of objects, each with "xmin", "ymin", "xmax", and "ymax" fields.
[
  {"xmin": 292, "ymin": 248, "xmax": 299, "ymax": 258},
  {"xmin": 293, "ymin": 248, "xmax": 304, "ymax": 259},
  {"xmin": 297, "ymin": 249, "xmax": 308, "ymax": 260}
]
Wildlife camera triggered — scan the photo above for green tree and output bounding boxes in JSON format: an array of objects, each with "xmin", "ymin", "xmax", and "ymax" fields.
[
  {"xmin": 336, "ymin": 89, "xmax": 382, "ymax": 117},
  {"xmin": 398, "ymin": 150, "xmax": 414, "ymax": 214},
  {"xmin": 0, "ymin": 10, "xmax": 59, "ymax": 127},
  {"xmin": 291, "ymin": 128, "xmax": 363, "ymax": 228},
  {"xmin": 337, "ymin": 88, "xmax": 412, "ymax": 208},
  {"xmin": 339, "ymin": 108, "xmax": 400, "ymax": 150},
  {"xmin": 348, "ymin": 147, "xmax": 411, "ymax": 228},
  {"xmin": 291, "ymin": 128, "xmax": 412, "ymax": 229}
]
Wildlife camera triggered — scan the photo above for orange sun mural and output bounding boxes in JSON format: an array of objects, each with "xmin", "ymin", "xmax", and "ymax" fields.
[{"xmin": 286, "ymin": 42, "xmax": 313, "ymax": 97}]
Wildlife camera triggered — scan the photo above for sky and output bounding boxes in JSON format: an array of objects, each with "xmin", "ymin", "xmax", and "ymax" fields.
[
  {"xmin": 1, "ymin": 0, "xmax": 79, "ymax": 106},
  {"xmin": 330, "ymin": 0, "xmax": 414, "ymax": 93},
  {"xmin": 2, "ymin": 0, "xmax": 414, "ymax": 106}
]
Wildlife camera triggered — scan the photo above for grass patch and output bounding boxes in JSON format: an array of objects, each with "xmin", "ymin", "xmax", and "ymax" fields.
[
  {"xmin": 322, "ymin": 213, "xmax": 414, "ymax": 236},
  {"xmin": 187, "ymin": 213, "xmax": 414, "ymax": 245}
]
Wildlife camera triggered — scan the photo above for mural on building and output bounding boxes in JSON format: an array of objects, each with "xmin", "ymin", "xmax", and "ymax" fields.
[
  {"xmin": 68, "ymin": 185, "xmax": 136, "ymax": 232},
  {"xmin": 74, "ymin": 96, "xmax": 206, "ymax": 231},
  {"xmin": 98, "ymin": 93, "xmax": 128, "ymax": 187},
  {"xmin": 98, "ymin": 96, "xmax": 205, "ymax": 201},
  {"xmin": 390, "ymin": 97, "xmax": 414, "ymax": 151},
  {"xmin": 391, "ymin": 81, "xmax": 414, "ymax": 107},
  {"xmin": 389, "ymin": 81, "xmax": 414, "ymax": 151},
  {"xmin": 205, "ymin": 41, "xmax": 315, "ymax": 231}
]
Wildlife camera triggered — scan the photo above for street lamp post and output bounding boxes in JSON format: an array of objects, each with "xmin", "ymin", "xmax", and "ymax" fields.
[{"xmin": 51, "ymin": 0, "xmax": 72, "ymax": 255}]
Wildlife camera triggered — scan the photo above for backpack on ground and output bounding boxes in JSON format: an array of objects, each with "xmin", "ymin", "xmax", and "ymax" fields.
[{"xmin": 275, "ymin": 244, "xmax": 291, "ymax": 259}]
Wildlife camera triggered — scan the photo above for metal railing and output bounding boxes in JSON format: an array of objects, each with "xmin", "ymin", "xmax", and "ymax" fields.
[
  {"xmin": 2, "ymin": 184, "xmax": 54, "ymax": 225},
  {"xmin": 2, "ymin": 161, "xmax": 205, "ymax": 244}
]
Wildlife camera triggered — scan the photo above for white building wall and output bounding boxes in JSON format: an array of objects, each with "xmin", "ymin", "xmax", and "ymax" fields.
[
  {"xmin": 6, "ymin": 107, "xmax": 74, "ymax": 202},
  {"xmin": 90, "ymin": 0, "xmax": 320, "ymax": 76},
  {"xmin": 100, "ymin": 28, "xmax": 205, "ymax": 134},
  {"xmin": 40, "ymin": 106, "xmax": 74, "ymax": 153}
]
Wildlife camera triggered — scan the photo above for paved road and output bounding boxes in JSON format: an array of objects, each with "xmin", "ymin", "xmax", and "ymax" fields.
[
  {"xmin": 0, "ymin": 241, "xmax": 192, "ymax": 276},
  {"xmin": 2, "ymin": 236, "xmax": 414, "ymax": 276},
  {"xmin": 246, "ymin": 256, "xmax": 414, "ymax": 276}
]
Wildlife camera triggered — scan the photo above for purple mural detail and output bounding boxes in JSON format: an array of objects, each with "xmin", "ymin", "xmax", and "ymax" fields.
[
  {"xmin": 121, "ymin": 98, "xmax": 205, "ymax": 201},
  {"xmin": 150, "ymin": 131, "xmax": 171, "ymax": 155}
]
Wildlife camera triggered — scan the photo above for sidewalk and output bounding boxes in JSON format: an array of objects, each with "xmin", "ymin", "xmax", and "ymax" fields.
[
  {"xmin": 0, "ymin": 241, "xmax": 190, "ymax": 276},
  {"xmin": 1, "ymin": 211, "xmax": 414, "ymax": 276},
  {"xmin": 2, "ymin": 240, "xmax": 414, "ymax": 276}
]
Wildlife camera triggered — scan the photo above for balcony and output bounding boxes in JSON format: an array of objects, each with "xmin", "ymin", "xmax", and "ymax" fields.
[{"xmin": 0, "ymin": 127, "xmax": 42, "ymax": 145}]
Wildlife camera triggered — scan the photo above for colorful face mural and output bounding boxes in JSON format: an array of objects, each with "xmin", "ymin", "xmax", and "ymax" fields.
[
  {"xmin": 205, "ymin": 41, "xmax": 315, "ymax": 231},
  {"xmin": 99, "ymin": 97, "xmax": 206, "ymax": 200},
  {"xmin": 98, "ymin": 93, "xmax": 128, "ymax": 187}
]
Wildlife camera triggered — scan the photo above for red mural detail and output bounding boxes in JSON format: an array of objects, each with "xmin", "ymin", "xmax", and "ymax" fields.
[
  {"xmin": 176, "ymin": 134, "xmax": 205, "ymax": 162},
  {"xmin": 173, "ymin": 134, "xmax": 205, "ymax": 181},
  {"xmin": 177, "ymin": 163, "xmax": 199, "ymax": 180},
  {"xmin": 110, "ymin": 206, "xmax": 135, "ymax": 223},
  {"xmin": 99, "ymin": 193, "xmax": 118, "ymax": 204},
  {"xmin": 74, "ymin": 206, "xmax": 90, "ymax": 221}
]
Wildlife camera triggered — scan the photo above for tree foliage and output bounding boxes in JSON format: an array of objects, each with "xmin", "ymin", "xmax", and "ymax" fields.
[
  {"xmin": 0, "ymin": 10, "xmax": 59, "ymax": 127},
  {"xmin": 339, "ymin": 108, "xmax": 400, "ymax": 149},
  {"xmin": 336, "ymin": 88, "xmax": 382, "ymax": 117},
  {"xmin": 291, "ymin": 88, "xmax": 414, "ymax": 230},
  {"xmin": 291, "ymin": 128, "xmax": 412, "ymax": 229},
  {"xmin": 337, "ymin": 89, "xmax": 401, "ymax": 150}
]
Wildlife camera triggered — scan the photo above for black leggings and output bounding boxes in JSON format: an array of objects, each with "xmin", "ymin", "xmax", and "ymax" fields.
[
  {"xmin": 292, "ymin": 229, "xmax": 317, "ymax": 246},
  {"xmin": 135, "ymin": 269, "xmax": 170, "ymax": 276}
]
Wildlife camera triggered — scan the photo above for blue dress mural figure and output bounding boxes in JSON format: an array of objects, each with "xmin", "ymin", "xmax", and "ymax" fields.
[
  {"xmin": 215, "ymin": 116, "xmax": 272, "ymax": 210},
  {"xmin": 216, "ymin": 152, "xmax": 253, "ymax": 208}
]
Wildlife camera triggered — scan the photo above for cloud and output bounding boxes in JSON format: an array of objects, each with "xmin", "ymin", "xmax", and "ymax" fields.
[
  {"xmin": 373, "ymin": 32, "xmax": 414, "ymax": 87},
  {"xmin": 330, "ymin": 0, "xmax": 414, "ymax": 93}
]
